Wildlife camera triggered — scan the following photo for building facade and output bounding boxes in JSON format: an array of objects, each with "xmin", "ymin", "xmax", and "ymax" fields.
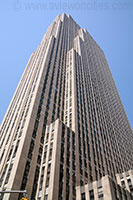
[
  {"xmin": 36, "ymin": 119, "xmax": 76, "ymax": 200},
  {"xmin": 76, "ymin": 174, "xmax": 133, "ymax": 200},
  {"xmin": 0, "ymin": 13, "xmax": 133, "ymax": 200},
  {"xmin": 116, "ymin": 170, "xmax": 133, "ymax": 196}
]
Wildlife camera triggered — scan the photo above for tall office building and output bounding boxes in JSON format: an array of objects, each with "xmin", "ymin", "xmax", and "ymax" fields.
[{"xmin": 0, "ymin": 13, "xmax": 133, "ymax": 200}]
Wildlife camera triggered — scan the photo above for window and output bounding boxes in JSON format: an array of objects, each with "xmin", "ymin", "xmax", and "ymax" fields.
[
  {"xmin": 51, "ymin": 132, "xmax": 54, "ymax": 140},
  {"xmin": 120, "ymin": 178, "xmax": 125, "ymax": 187},
  {"xmin": 7, "ymin": 145, "xmax": 14, "ymax": 161},
  {"xmin": 49, "ymin": 149, "xmax": 52, "ymax": 161},
  {"xmin": 127, "ymin": 176, "xmax": 131, "ymax": 185},
  {"xmin": 38, "ymin": 190, "xmax": 42, "ymax": 198},
  {"xmin": 43, "ymin": 152, "xmax": 47, "ymax": 163},
  {"xmin": 0, "ymin": 164, "xmax": 8, "ymax": 186},
  {"xmin": 52, "ymin": 122, "xmax": 55, "ymax": 132},
  {"xmin": 4, "ymin": 163, "xmax": 13, "ymax": 184},
  {"xmin": 37, "ymin": 155, "xmax": 41, "ymax": 164},
  {"xmin": 98, "ymin": 186, "xmax": 104, "ymax": 199},
  {"xmin": 81, "ymin": 193, "xmax": 86, "ymax": 200},
  {"xmin": 39, "ymin": 146, "xmax": 43, "ymax": 154},
  {"xmin": 46, "ymin": 133, "xmax": 49, "ymax": 143},
  {"xmin": 47, "ymin": 164, "xmax": 51, "ymax": 174},
  {"xmin": 89, "ymin": 190, "xmax": 94, "ymax": 200},
  {"xmin": 46, "ymin": 177, "xmax": 49, "ymax": 187},
  {"xmin": 130, "ymin": 187, "xmax": 133, "ymax": 195},
  {"xmin": 50, "ymin": 142, "xmax": 53, "ymax": 149},
  {"xmin": 44, "ymin": 194, "xmax": 48, "ymax": 200}
]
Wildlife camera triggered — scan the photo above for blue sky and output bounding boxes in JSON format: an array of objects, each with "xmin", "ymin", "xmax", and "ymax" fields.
[{"xmin": 0, "ymin": 0, "xmax": 133, "ymax": 128}]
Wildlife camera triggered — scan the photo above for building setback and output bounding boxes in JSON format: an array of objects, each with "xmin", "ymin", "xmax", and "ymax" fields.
[{"xmin": 0, "ymin": 13, "xmax": 133, "ymax": 200}]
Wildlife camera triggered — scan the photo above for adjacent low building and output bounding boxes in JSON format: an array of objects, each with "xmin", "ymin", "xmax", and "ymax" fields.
[
  {"xmin": 116, "ymin": 170, "xmax": 133, "ymax": 196},
  {"xmin": 76, "ymin": 171, "xmax": 133, "ymax": 200}
]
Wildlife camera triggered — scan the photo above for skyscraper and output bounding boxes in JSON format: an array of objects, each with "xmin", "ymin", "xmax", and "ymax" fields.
[{"xmin": 0, "ymin": 13, "xmax": 133, "ymax": 200}]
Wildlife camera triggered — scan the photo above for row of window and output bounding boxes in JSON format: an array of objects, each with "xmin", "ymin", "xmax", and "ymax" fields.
[{"xmin": 58, "ymin": 125, "xmax": 76, "ymax": 200}]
